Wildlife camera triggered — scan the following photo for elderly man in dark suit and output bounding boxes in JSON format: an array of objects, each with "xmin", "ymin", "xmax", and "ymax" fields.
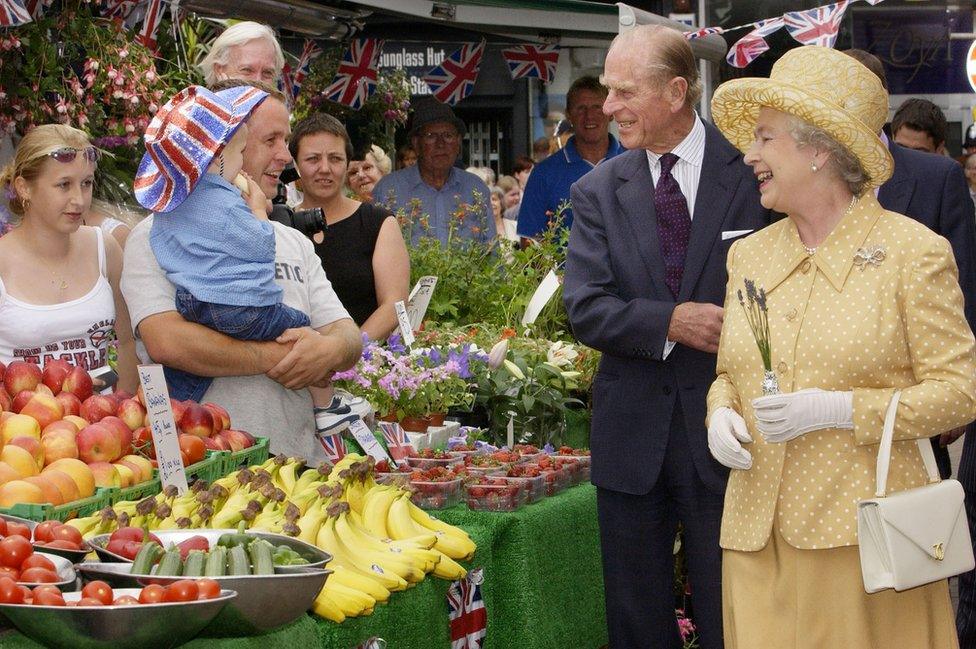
[{"xmin": 564, "ymin": 25, "xmax": 770, "ymax": 649}]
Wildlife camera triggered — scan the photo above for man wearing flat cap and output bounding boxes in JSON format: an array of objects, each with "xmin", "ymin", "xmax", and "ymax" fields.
[{"xmin": 373, "ymin": 97, "xmax": 495, "ymax": 246}]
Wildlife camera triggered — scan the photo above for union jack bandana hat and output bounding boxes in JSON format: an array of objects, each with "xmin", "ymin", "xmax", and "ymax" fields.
[{"xmin": 134, "ymin": 85, "xmax": 268, "ymax": 213}]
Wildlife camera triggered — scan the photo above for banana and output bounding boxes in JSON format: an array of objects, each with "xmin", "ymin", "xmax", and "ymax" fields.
[
  {"xmin": 311, "ymin": 589, "xmax": 347, "ymax": 623},
  {"xmin": 361, "ymin": 485, "xmax": 398, "ymax": 539},
  {"xmin": 406, "ymin": 499, "xmax": 477, "ymax": 561},
  {"xmin": 315, "ymin": 513, "xmax": 409, "ymax": 591},
  {"xmin": 66, "ymin": 513, "xmax": 102, "ymax": 537},
  {"xmin": 329, "ymin": 565, "xmax": 390, "ymax": 603},
  {"xmin": 335, "ymin": 509, "xmax": 439, "ymax": 574},
  {"xmin": 326, "ymin": 580, "xmax": 376, "ymax": 613},
  {"xmin": 430, "ymin": 553, "xmax": 468, "ymax": 580}
]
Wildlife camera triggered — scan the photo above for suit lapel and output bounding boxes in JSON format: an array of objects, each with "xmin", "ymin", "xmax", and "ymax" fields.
[
  {"xmin": 878, "ymin": 142, "xmax": 914, "ymax": 214},
  {"xmin": 677, "ymin": 125, "xmax": 741, "ymax": 301},
  {"xmin": 615, "ymin": 152, "xmax": 670, "ymax": 299}
]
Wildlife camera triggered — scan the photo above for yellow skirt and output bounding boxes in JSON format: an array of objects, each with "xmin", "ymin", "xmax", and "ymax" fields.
[{"xmin": 723, "ymin": 526, "xmax": 958, "ymax": 649}]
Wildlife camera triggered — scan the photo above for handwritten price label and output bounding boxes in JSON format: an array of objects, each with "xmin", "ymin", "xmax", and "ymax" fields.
[
  {"xmin": 137, "ymin": 365, "xmax": 188, "ymax": 493},
  {"xmin": 394, "ymin": 300, "xmax": 415, "ymax": 348},
  {"xmin": 407, "ymin": 276, "xmax": 438, "ymax": 331},
  {"xmin": 347, "ymin": 419, "xmax": 393, "ymax": 465}
]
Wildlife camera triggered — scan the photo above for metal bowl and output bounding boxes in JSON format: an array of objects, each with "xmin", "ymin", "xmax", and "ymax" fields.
[
  {"xmin": 86, "ymin": 528, "xmax": 330, "ymax": 571},
  {"xmin": 18, "ymin": 552, "xmax": 77, "ymax": 590},
  {"xmin": 75, "ymin": 562, "xmax": 330, "ymax": 635},
  {"xmin": 0, "ymin": 587, "xmax": 235, "ymax": 649},
  {"xmin": 0, "ymin": 513, "xmax": 91, "ymax": 564}
]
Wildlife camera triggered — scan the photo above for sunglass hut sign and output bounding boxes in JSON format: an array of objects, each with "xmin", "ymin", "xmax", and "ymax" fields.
[{"xmin": 380, "ymin": 43, "xmax": 461, "ymax": 96}]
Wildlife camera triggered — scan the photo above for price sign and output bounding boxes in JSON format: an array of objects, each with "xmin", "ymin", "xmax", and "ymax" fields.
[
  {"xmin": 394, "ymin": 300, "xmax": 415, "ymax": 348},
  {"xmin": 407, "ymin": 276, "xmax": 438, "ymax": 331},
  {"xmin": 347, "ymin": 419, "xmax": 393, "ymax": 465},
  {"xmin": 137, "ymin": 365, "xmax": 189, "ymax": 493},
  {"xmin": 522, "ymin": 269, "xmax": 561, "ymax": 326}
]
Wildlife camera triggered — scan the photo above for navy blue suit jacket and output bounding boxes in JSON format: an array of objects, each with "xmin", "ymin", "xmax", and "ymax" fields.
[{"xmin": 563, "ymin": 123, "xmax": 771, "ymax": 496}]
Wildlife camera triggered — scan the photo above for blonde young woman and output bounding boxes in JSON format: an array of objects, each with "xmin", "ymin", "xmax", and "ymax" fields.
[{"xmin": 0, "ymin": 125, "xmax": 137, "ymax": 392}]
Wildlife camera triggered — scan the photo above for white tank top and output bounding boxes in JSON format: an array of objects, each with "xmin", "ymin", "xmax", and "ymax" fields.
[
  {"xmin": 98, "ymin": 216, "xmax": 126, "ymax": 237},
  {"xmin": 0, "ymin": 228, "xmax": 117, "ymax": 371}
]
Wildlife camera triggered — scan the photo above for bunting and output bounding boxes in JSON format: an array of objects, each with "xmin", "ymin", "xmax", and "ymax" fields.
[
  {"xmin": 0, "ymin": 0, "xmax": 31, "ymax": 26},
  {"xmin": 290, "ymin": 39, "xmax": 322, "ymax": 102},
  {"xmin": 783, "ymin": 1, "xmax": 849, "ymax": 48},
  {"xmin": 726, "ymin": 17, "xmax": 785, "ymax": 69},
  {"xmin": 424, "ymin": 40, "xmax": 486, "ymax": 106},
  {"xmin": 323, "ymin": 38, "xmax": 384, "ymax": 110},
  {"xmin": 501, "ymin": 44, "xmax": 560, "ymax": 83},
  {"xmin": 135, "ymin": 0, "xmax": 163, "ymax": 52}
]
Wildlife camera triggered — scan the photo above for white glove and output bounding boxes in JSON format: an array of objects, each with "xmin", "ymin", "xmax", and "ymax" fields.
[
  {"xmin": 708, "ymin": 407, "xmax": 753, "ymax": 470},
  {"xmin": 752, "ymin": 388, "xmax": 853, "ymax": 443}
]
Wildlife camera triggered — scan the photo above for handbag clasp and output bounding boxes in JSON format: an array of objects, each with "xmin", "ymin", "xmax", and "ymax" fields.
[{"xmin": 934, "ymin": 542, "xmax": 945, "ymax": 561}]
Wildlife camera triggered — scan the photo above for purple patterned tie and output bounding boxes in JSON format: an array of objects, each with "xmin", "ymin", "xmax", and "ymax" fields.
[{"xmin": 655, "ymin": 153, "xmax": 691, "ymax": 298}]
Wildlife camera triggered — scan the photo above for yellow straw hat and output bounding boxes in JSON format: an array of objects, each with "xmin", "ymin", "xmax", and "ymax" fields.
[{"xmin": 711, "ymin": 45, "xmax": 893, "ymax": 188}]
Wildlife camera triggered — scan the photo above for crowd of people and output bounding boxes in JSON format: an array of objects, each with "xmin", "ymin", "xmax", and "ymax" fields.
[{"xmin": 5, "ymin": 15, "xmax": 976, "ymax": 649}]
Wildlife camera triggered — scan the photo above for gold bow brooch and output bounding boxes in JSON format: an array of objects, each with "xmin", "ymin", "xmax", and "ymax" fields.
[{"xmin": 853, "ymin": 245, "xmax": 886, "ymax": 270}]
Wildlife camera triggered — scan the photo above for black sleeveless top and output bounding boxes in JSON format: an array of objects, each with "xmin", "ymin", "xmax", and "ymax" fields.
[{"xmin": 313, "ymin": 202, "xmax": 391, "ymax": 326}]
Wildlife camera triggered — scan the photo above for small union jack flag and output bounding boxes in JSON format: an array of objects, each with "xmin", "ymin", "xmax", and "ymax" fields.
[
  {"xmin": 424, "ymin": 40, "xmax": 486, "ymax": 106},
  {"xmin": 290, "ymin": 39, "xmax": 323, "ymax": 102},
  {"xmin": 784, "ymin": 1, "xmax": 849, "ymax": 48},
  {"xmin": 323, "ymin": 38, "xmax": 384, "ymax": 110},
  {"xmin": 280, "ymin": 63, "xmax": 295, "ymax": 105},
  {"xmin": 24, "ymin": 0, "xmax": 49, "ymax": 18},
  {"xmin": 500, "ymin": 44, "xmax": 560, "ymax": 83},
  {"xmin": 684, "ymin": 26, "xmax": 724, "ymax": 40},
  {"xmin": 99, "ymin": 0, "xmax": 136, "ymax": 20},
  {"xmin": 0, "ymin": 0, "xmax": 32, "ymax": 26},
  {"xmin": 448, "ymin": 568, "xmax": 486, "ymax": 649},
  {"xmin": 317, "ymin": 432, "xmax": 347, "ymax": 465},
  {"xmin": 727, "ymin": 33, "xmax": 770, "ymax": 68},
  {"xmin": 378, "ymin": 421, "xmax": 415, "ymax": 464},
  {"xmin": 135, "ymin": 0, "xmax": 164, "ymax": 52}
]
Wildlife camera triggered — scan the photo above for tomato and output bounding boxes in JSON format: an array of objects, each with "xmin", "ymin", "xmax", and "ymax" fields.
[
  {"xmin": 43, "ymin": 539, "xmax": 81, "ymax": 551},
  {"xmin": 32, "ymin": 590, "xmax": 65, "ymax": 606},
  {"xmin": 138, "ymin": 584, "xmax": 166, "ymax": 604},
  {"xmin": 0, "ymin": 518, "xmax": 7, "ymax": 537},
  {"xmin": 195, "ymin": 578, "xmax": 220, "ymax": 600},
  {"xmin": 76, "ymin": 597, "xmax": 105, "ymax": 606},
  {"xmin": 32, "ymin": 521, "xmax": 61, "ymax": 544},
  {"xmin": 6, "ymin": 522, "xmax": 31, "ymax": 540},
  {"xmin": 163, "ymin": 579, "xmax": 199, "ymax": 602},
  {"xmin": 17, "ymin": 585, "xmax": 31, "ymax": 601},
  {"xmin": 0, "ymin": 536, "xmax": 33, "ymax": 569},
  {"xmin": 51, "ymin": 525, "xmax": 82, "ymax": 546},
  {"xmin": 0, "ymin": 566, "xmax": 20, "ymax": 580},
  {"xmin": 178, "ymin": 434, "xmax": 206, "ymax": 465},
  {"xmin": 81, "ymin": 580, "xmax": 113, "ymax": 605},
  {"xmin": 108, "ymin": 527, "xmax": 146, "ymax": 544},
  {"xmin": 0, "ymin": 576, "xmax": 23, "ymax": 604},
  {"xmin": 113, "ymin": 595, "xmax": 140, "ymax": 606},
  {"xmin": 19, "ymin": 568, "xmax": 60, "ymax": 584},
  {"xmin": 20, "ymin": 554, "xmax": 56, "ymax": 572},
  {"xmin": 180, "ymin": 450, "xmax": 190, "ymax": 467}
]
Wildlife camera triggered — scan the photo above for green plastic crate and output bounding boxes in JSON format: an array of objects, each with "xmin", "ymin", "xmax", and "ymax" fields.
[
  {"xmin": 220, "ymin": 436, "xmax": 270, "ymax": 475},
  {"xmin": 0, "ymin": 487, "xmax": 112, "ymax": 523},
  {"xmin": 106, "ymin": 476, "xmax": 162, "ymax": 505},
  {"xmin": 184, "ymin": 453, "xmax": 224, "ymax": 485}
]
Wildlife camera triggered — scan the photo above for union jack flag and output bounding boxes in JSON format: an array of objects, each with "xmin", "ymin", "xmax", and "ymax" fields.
[
  {"xmin": 500, "ymin": 44, "xmax": 560, "ymax": 83},
  {"xmin": 100, "ymin": 0, "xmax": 137, "ymax": 21},
  {"xmin": 0, "ymin": 0, "xmax": 31, "ymax": 26},
  {"xmin": 136, "ymin": 0, "xmax": 164, "ymax": 52},
  {"xmin": 323, "ymin": 38, "xmax": 384, "ymax": 110},
  {"xmin": 684, "ymin": 26, "xmax": 724, "ymax": 40},
  {"xmin": 784, "ymin": 1, "xmax": 850, "ymax": 48},
  {"xmin": 290, "ymin": 39, "xmax": 323, "ymax": 102},
  {"xmin": 424, "ymin": 40, "xmax": 485, "ymax": 106},
  {"xmin": 378, "ymin": 421, "xmax": 415, "ymax": 465},
  {"xmin": 24, "ymin": 0, "xmax": 49, "ymax": 18},
  {"xmin": 317, "ymin": 432, "xmax": 347, "ymax": 465},
  {"xmin": 280, "ymin": 64, "xmax": 295, "ymax": 105},
  {"xmin": 448, "ymin": 568, "xmax": 486, "ymax": 649},
  {"xmin": 726, "ymin": 17, "xmax": 784, "ymax": 68}
]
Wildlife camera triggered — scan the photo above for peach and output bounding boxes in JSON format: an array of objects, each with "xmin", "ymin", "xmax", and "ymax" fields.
[
  {"xmin": 0, "ymin": 389, "xmax": 10, "ymax": 412},
  {"xmin": 54, "ymin": 391, "xmax": 82, "ymax": 417},
  {"xmin": 43, "ymin": 458, "xmax": 95, "ymax": 498},
  {"xmin": 19, "ymin": 393, "xmax": 64, "ymax": 431},
  {"xmin": 88, "ymin": 462, "xmax": 122, "ymax": 489},
  {"xmin": 77, "ymin": 422, "xmax": 122, "ymax": 464},
  {"xmin": 0, "ymin": 413, "xmax": 41, "ymax": 443},
  {"xmin": 42, "ymin": 469, "xmax": 80, "ymax": 503},
  {"xmin": 60, "ymin": 366, "xmax": 93, "ymax": 402},
  {"xmin": 99, "ymin": 416, "xmax": 132, "ymax": 457},
  {"xmin": 0, "ymin": 480, "xmax": 46, "ymax": 507},
  {"xmin": 204, "ymin": 435, "xmax": 230, "ymax": 451},
  {"xmin": 79, "ymin": 395, "xmax": 115, "ymax": 424},
  {"xmin": 112, "ymin": 463, "xmax": 135, "ymax": 487},
  {"xmin": 0, "ymin": 444, "xmax": 38, "ymax": 478},
  {"xmin": 3, "ymin": 361, "xmax": 41, "ymax": 395},
  {"xmin": 203, "ymin": 402, "xmax": 231, "ymax": 433},
  {"xmin": 41, "ymin": 359, "xmax": 73, "ymax": 394},
  {"xmin": 63, "ymin": 415, "xmax": 88, "ymax": 430},
  {"xmin": 220, "ymin": 429, "xmax": 255, "ymax": 452},
  {"xmin": 179, "ymin": 403, "xmax": 214, "ymax": 439},
  {"xmin": 8, "ymin": 437, "xmax": 43, "ymax": 471},
  {"xmin": 34, "ymin": 383, "xmax": 54, "ymax": 397},
  {"xmin": 117, "ymin": 399, "xmax": 147, "ymax": 432},
  {"xmin": 0, "ymin": 410, "xmax": 13, "ymax": 427},
  {"xmin": 11, "ymin": 390, "xmax": 34, "ymax": 414},
  {"xmin": 41, "ymin": 428, "xmax": 78, "ymax": 463},
  {"xmin": 23, "ymin": 476, "xmax": 62, "ymax": 505},
  {"xmin": 118, "ymin": 454, "xmax": 153, "ymax": 483},
  {"xmin": 42, "ymin": 419, "xmax": 79, "ymax": 436},
  {"xmin": 0, "ymin": 462, "xmax": 20, "ymax": 486}
]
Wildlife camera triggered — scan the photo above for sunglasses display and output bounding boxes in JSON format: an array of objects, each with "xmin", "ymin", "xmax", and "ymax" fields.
[{"xmin": 47, "ymin": 147, "xmax": 100, "ymax": 164}]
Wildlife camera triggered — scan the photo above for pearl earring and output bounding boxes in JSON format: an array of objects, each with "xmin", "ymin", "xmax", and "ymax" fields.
[{"xmin": 811, "ymin": 163, "xmax": 818, "ymax": 172}]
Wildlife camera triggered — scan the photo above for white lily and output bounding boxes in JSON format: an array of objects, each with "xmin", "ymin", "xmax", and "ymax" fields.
[
  {"xmin": 547, "ymin": 341, "xmax": 579, "ymax": 368},
  {"xmin": 488, "ymin": 339, "xmax": 509, "ymax": 369},
  {"xmin": 503, "ymin": 359, "xmax": 526, "ymax": 380}
]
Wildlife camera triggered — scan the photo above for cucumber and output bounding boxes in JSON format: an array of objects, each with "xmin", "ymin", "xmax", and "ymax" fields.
[
  {"xmin": 155, "ymin": 548, "xmax": 183, "ymax": 576},
  {"xmin": 248, "ymin": 539, "xmax": 275, "ymax": 576},
  {"xmin": 130, "ymin": 543, "xmax": 163, "ymax": 575},
  {"xmin": 227, "ymin": 544, "xmax": 250, "ymax": 576},
  {"xmin": 205, "ymin": 546, "xmax": 227, "ymax": 577},
  {"xmin": 183, "ymin": 549, "xmax": 206, "ymax": 577}
]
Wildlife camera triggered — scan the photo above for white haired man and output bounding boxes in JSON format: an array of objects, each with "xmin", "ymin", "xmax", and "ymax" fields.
[{"xmin": 198, "ymin": 21, "xmax": 285, "ymax": 86}]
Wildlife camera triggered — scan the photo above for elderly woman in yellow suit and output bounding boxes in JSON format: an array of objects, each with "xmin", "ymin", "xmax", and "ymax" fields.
[{"xmin": 706, "ymin": 46, "xmax": 976, "ymax": 648}]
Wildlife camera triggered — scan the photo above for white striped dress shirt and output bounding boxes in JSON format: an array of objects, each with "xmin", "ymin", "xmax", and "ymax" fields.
[{"xmin": 645, "ymin": 113, "xmax": 706, "ymax": 219}]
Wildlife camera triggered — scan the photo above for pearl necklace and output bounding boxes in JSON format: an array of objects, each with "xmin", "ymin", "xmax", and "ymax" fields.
[{"xmin": 802, "ymin": 195, "xmax": 857, "ymax": 255}]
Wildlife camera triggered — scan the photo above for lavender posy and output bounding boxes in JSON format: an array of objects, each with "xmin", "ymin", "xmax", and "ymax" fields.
[{"xmin": 737, "ymin": 278, "xmax": 779, "ymax": 395}]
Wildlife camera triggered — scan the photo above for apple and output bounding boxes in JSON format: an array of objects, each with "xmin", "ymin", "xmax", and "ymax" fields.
[
  {"xmin": 0, "ymin": 413, "xmax": 41, "ymax": 443},
  {"xmin": 11, "ymin": 390, "xmax": 34, "ymax": 414},
  {"xmin": 99, "ymin": 416, "xmax": 133, "ymax": 458},
  {"xmin": 41, "ymin": 359, "xmax": 73, "ymax": 394},
  {"xmin": 76, "ymin": 422, "xmax": 122, "ymax": 464},
  {"xmin": 88, "ymin": 462, "xmax": 122, "ymax": 488},
  {"xmin": 218, "ymin": 429, "xmax": 254, "ymax": 452},
  {"xmin": 114, "ymin": 389, "xmax": 133, "ymax": 402},
  {"xmin": 40, "ymin": 428, "xmax": 79, "ymax": 463},
  {"xmin": 0, "ymin": 411, "xmax": 13, "ymax": 426},
  {"xmin": 3, "ymin": 361, "xmax": 42, "ymax": 395},
  {"xmin": 60, "ymin": 366, "xmax": 93, "ymax": 402},
  {"xmin": 79, "ymin": 395, "xmax": 115, "ymax": 424},
  {"xmin": 0, "ymin": 444, "xmax": 38, "ymax": 477},
  {"xmin": 179, "ymin": 403, "xmax": 214, "ymax": 439},
  {"xmin": 0, "ymin": 480, "xmax": 45, "ymax": 507},
  {"xmin": 170, "ymin": 399, "xmax": 188, "ymax": 424},
  {"xmin": 54, "ymin": 391, "xmax": 82, "ymax": 417},
  {"xmin": 116, "ymin": 399, "xmax": 147, "ymax": 432},
  {"xmin": 0, "ymin": 389, "xmax": 10, "ymax": 413},
  {"xmin": 8, "ymin": 436, "xmax": 44, "ymax": 471},
  {"xmin": 23, "ymin": 475, "xmax": 63, "ymax": 506},
  {"xmin": 42, "ymin": 458, "xmax": 96, "ymax": 498},
  {"xmin": 112, "ymin": 462, "xmax": 135, "ymax": 487},
  {"xmin": 42, "ymin": 419, "xmax": 78, "ymax": 436},
  {"xmin": 202, "ymin": 402, "xmax": 231, "ymax": 433},
  {"xmin": 63, "ymin": 415, "xmax": 88, "ymax": 430},
  {"xmin": 118, "ymin": 454, "xmax": 153, "ymax": 483},
  {"xmin": 41, "ymin": 468, "xmax": 81, "ymax": 503},
  {"xmin": 203, "ymin": 435, "xmax": 230, "ymax": 451},
  {"xmin": 19, "ymin": 393, "xmax": 64, "ymax": 430},
  {"xmin": 0, "ymin": 461, "xmax": 20, "ymax": 486}
]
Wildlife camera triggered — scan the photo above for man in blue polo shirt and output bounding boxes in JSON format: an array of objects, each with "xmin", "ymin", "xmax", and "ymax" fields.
[
  {"xmin": 374, "ymin": 97, "xmax": 494, "ymax": 247},
  {"xmin": 517, "ymin": 76, "xmax": 624, "ymax": 244}
]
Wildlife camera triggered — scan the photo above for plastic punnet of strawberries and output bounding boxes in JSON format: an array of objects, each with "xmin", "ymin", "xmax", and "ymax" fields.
[
  {"xmin": 465, "ymin": 477, "xmax": 525, "ymax": 511},
  {"xmin": 557, "ymin": 446, "xmax": 591, "ymax": 457},
  {"xmin": 465, "ymin": 454, "xmax": 506, "ymax": 468},
  {"xmin": 409, "ymin": 466, "xmax": 459, "ymax": 482},
  {"xmin": 490, "ymin": 450, "xmax": 521, "ymax": 464},
  {"xmin": 513, "ymin": 444, "xmax": 541, "ymax": 455},
  {"xmin": 411, "ymin": 448, "xmax": 455, "ymax": 460}
]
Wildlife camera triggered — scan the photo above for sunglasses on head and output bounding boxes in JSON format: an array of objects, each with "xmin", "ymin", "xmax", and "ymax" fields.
[{"xmin": 48, "ymin": 147, "xmax": 100, "ymax": 164}]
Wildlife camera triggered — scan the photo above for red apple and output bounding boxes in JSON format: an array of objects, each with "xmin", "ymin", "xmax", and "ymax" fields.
[
  {"xmin": 76, "ymin": 422, "xmax": 123, "ymax": 464},
  {"xmin": 179, "ymin": 403, "xmax": 214, "ymax": 439},
  {"xmin": 219, "ymin": 429, "xmax": 254, "ymax": 452},
  {"xmin": 116, "ymin": 399, "xmax": 147, "ymax": 432},
  {"xmin": 3, "ymin": 361, "xmax": 42, "ymax": 395},
  {"xmin": 0, "ymin": 389, "xmax": 10, "ymax": 413},
  {"xmin": 41, "ymin": 359, "xmax": 72, "ymax": 394},
  {"xmin": 99, "ymin": 416, "xmax": 133, "ymax": 459},
  {"xmin": 11, "ymin": 390, "xmax": 34, "ymax": 414},
  {"xmin": 132, "ymin": 426, "xmax": 155, "ymax": 459},
  {"xmin": 19, "ymin": 393, "xmax": 64, "ymax": 430},
  {"xmin": 54, "ymin": 391, "xmax": 82, "ymax": 417},
  {"xmin": 34, "ymin": 383, "xmax": 54, "ymax": 397},
  {"xmin": 42, "ymin": 419, "xmax": 79, "ymax": 436},
  {"xmin": 203, "ymin": 435, "xmax": 230, "ymax": 451},
  {"xmin": 80, "ymin": 395, "xmax": 115, "ymax": 424},
  {"xmin": 88, "ymin": 461, "xmax": 122, "ymax": 488},
  {"xmin": 60, "ymin": 366, "xmax": 93, "ymax": 402},
  {"xmin": 202, "ymin": 402, "xmax": 231, "ymax": 433}
]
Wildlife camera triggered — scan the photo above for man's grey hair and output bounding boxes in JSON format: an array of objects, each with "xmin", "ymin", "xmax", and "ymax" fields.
[{"xmin": 198, "ymin": 22, "xmax": 285, "ymax": 86}]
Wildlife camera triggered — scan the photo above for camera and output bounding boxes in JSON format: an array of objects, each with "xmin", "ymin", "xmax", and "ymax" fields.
[{"xmin": 269, "ymin": 166, "xmax": 326, "ymax": 237}]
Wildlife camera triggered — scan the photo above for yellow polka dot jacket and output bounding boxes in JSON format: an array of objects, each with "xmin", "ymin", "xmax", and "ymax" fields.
[{"xmin": 707, "ymin": 193, "xmax": 976, "ymax": 551}]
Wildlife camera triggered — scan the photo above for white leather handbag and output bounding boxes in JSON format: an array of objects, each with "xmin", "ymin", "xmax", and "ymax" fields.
[{"xmin": 857, "ymin": 391, "xmax": 974, "ymax": 593}]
